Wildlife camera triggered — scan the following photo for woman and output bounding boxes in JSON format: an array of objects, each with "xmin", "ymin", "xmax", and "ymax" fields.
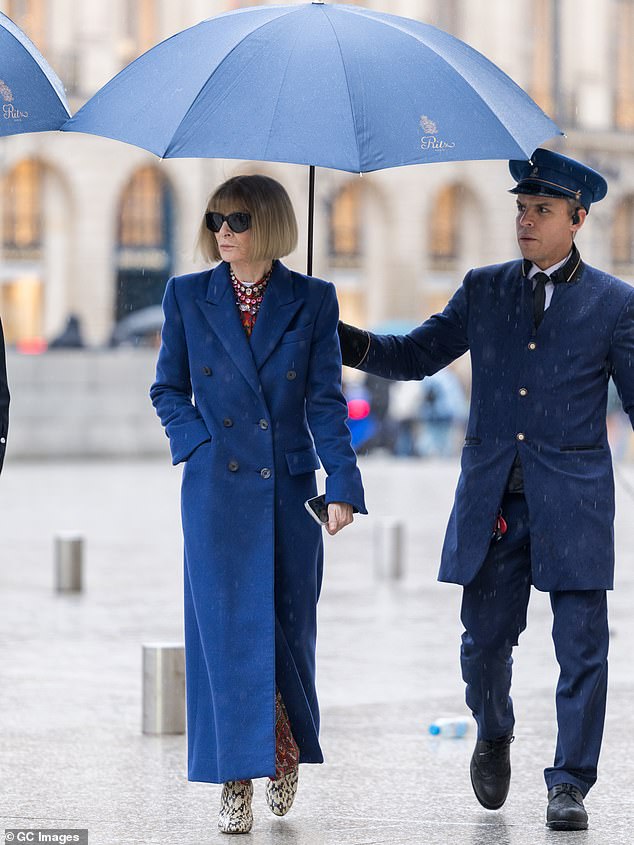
[{"xmin": 150, "ymin": 175, "xmax": 366, "ymax": 834}]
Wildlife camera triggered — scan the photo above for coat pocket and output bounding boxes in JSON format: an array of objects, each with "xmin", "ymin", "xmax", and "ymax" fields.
[
  {"xmin": 559, "ymin": 444, "xmax": 604, "ymax": 452},
  {"xmin": 285, "ymin": 446, "xmax": 321, "ymax": 476},
  {"xmin": 463, "ymin": 437, "xmax": 482, "ymax": 446},
  {"xmin": 281, "ymin": 324, "xmax": 313, "ymax": 345}
]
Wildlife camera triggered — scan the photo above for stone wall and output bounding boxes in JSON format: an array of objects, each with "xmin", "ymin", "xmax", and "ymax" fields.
[{"xmin": 4, "ymin": 350, "xmax": 168, "ymax": 460}]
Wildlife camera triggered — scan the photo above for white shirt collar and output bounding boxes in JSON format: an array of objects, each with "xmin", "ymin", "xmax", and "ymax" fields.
[{"xmin": 527, "ymin": 251, "xmax": 572, "ymax": 280}]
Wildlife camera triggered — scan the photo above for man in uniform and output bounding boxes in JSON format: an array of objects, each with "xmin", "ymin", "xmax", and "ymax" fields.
[
  {"xmin": 338, "ymin": 149, "xmax": 634, "ymax": 831},
  {"xmin": 0, "ymin": 317, "xmax": 8, "ymax": 473}
]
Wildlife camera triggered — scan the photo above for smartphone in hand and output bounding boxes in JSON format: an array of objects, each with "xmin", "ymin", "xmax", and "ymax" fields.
[{"xmin": 304, "ymin": 494, "xmax": 329, "ymax": 526}]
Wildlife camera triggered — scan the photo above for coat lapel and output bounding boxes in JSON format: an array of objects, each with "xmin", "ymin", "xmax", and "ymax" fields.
[
  {"xmin": 250, "ymin": 262, "xmax": 303, "ymax": 371},
  {"xmin": 196, "ymin": 263, "xmax": 262, "ymax": 398}
]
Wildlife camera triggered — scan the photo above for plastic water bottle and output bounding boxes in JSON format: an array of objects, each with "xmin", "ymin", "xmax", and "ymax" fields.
[{"xmin": 428, "ymin": 716, "xmax": 470, "ymax": 738}]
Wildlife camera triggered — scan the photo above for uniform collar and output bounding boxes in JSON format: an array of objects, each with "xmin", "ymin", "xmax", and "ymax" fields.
[{"xmin": 521, "ymin": 243, "xmax": 583, "ymax": 284}]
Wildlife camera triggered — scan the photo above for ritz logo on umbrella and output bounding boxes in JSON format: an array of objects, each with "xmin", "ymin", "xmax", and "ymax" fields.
[
  {"xmin": 0, "ymin": 80, "xmax": 28, "ymax": 120},
  {"xmin": 419, "ymin": 115, "xmax": 455, "ymax": 151}
]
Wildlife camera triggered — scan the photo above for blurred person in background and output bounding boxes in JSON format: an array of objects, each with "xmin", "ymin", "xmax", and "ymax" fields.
[
  {"xmin": 417, "ymin": 370, "xmax": 467, "ymax": 457},
  {"xmin": 150, "ymin": 174, "xmax": 365, "ymax": 835},
  {"xmin": 390, "ymin": 379, "xmax": 424, "ymax": 456},
  {"xmin": 337, "ymin": 149, "xmax": 634, "ymax": 831},
  {"xmin": 48, "ymin": 313, "xmax": 85, "ymax": 349},
  {"xmin": 0, "ymin": 317, "xmax": 8, "ymax": 472}
]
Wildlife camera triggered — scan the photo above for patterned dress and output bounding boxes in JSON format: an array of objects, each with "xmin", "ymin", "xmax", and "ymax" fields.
[{"xmin": 230, "ymin": 264, "xmax": 300, "ymax": 780}]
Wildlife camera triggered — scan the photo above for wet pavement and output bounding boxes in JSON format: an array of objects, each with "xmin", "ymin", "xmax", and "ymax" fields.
[{"xmin": 1, "ymin": 455, "xmax": 634, "ymax": 844}]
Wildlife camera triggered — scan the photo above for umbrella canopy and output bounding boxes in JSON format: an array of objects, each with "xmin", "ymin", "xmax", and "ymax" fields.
[
  {"xmin": 63, "ymin": 2, "xmax": 562, "ymax": 271},
  {"xmin": 0, "ymin": 11, "xmax": 70, "ymax": 136},
  {"xmin": 64, "ymin": 2, "xmax": 560, "ymax": 168}
]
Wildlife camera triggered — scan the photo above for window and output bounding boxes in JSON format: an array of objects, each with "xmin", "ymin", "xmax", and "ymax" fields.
[
  {"xmin": 429, "ymin": 184, "xmax": 460, "ymax": 269},
  {"xmin": 116, "ymin": 166, "xmax": 173, "ymax": 320},
  {"xmin": 1, "ymin": 159, "xmax": 44, "ymax": 342},
  {"xmin": 530, "ymin": 0, "xmax": 555, "ymax": 118},
  {"xmin": 2, "ymin": 159, "xmax": 43, "ymax": 257},
  {"xmin": 613, "ymin": 195, "xmax": 634, "ymax": 270},
  {"xmin": 119, "ymin": 166, "xmax": 166, "ymax": 248},
  {"xmin": 328, "ymin": 182, "xmax": 361, "ymax": 266},
  {"xmin": 615, "ymin": 0, "xmax": 634, "ymax": 129}
]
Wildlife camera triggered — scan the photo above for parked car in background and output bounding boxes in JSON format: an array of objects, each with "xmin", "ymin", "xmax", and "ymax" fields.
[{"xmin": 109, "ymin": 305, "xmax": 163, "ymax": 348}]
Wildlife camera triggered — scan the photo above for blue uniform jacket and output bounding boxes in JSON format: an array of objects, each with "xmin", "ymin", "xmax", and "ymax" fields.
[{"xmin": 359, "ymin": 257, "xmax": 634, "ymax": 590}]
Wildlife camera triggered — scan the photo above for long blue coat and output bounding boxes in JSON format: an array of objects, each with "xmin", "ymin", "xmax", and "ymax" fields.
[
  {"xmin": 150, "ymin": 260, "xmax": 366, "ymax": 784},
  {"xmin": 358, "ymin": 256, "xmax": 634, "ymax": 591}
]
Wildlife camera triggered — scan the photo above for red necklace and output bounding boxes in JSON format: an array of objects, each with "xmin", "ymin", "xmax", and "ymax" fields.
[{"xmin": 230, "ymin": 265, "xmax": 273, "ymax": 336}]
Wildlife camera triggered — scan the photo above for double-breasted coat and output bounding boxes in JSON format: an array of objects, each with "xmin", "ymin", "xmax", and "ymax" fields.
[
  {"xmin": 150, "ymin": 260, "xmax": 366, "ymax": 784},
  {"xmin": 355, "ymin": 255, "xmax": 634, "ymax": 591}
]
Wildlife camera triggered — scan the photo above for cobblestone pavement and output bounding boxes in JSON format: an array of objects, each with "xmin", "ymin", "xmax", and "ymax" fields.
[{"xmin": 1, "ymin": 456, "xmax": 634, "ymax": 844}]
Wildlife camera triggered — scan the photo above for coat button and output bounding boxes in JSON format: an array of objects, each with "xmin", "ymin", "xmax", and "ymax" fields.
[
  {"xmin": 223, "ymin": 418, "xmax": 233, "ymax": 427},
  {"xmin": 260, "ymin": 467, "xmax": 272, "ymax": 479},
  {"xmin": 528, "ymin": 341, "xmax": 537, "ymax": 350},
  {"xmin": 202, "ymin": 366, "xmax": 212, "ymax": 375},
  {"xmin": 519, "ymin": 387, "xmax": 528, "ymax": 397},
  {"xmin": 259, "ymin": 419, "xmax": 269, "ymax": 430},
  {"xmin": 516, "ymin": 432, "xmax": 526, "ymax": 442},
  {"xmin": 0, "ymin": 436, "xmax": 5, "ymax": 444},
  {"xmin": 286, "ymin": 370, "xmax": 297, "ymax": 380},
  {"xmin": 228, "ymin": 460, "xmax": 239, "ymax": 472}
]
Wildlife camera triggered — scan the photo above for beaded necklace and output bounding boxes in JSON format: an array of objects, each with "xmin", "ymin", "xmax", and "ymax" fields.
[{"xmin": 229, "ymin": 264, "xmax": 273, "ymax": 336}]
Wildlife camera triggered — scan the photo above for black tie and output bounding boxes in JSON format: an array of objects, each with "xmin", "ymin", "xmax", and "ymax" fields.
[{"xmin": 532, "ymin": 272, "xmax": 550, "ymax": 328}]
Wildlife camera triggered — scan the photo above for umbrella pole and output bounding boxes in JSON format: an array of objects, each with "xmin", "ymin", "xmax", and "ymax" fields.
[{"xmin": 307, "ymin": 165, "xmax": 315, "ymax": 277}]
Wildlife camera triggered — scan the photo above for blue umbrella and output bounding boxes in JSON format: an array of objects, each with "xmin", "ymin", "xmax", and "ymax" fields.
[
  {"xmin": 63, "ymin": 2, "xmax": 562, "ymax": 270},
  {"xmin": 0, "ymin": 11, "xmax": 70, "ymax": 136}
]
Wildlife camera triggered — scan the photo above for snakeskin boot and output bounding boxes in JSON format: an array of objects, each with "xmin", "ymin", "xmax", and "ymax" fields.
[
  {"xmin": 265, "ymin": 767, "xmax": 299, "ymax": 817},
  {"xmin": 218, "ymin": 780, "xmax": 254, "ymax": 834}
]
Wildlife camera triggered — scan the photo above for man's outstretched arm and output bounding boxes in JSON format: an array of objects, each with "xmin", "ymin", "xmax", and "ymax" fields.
[{"xmin": 338, "ymin": 278, "xmax": 471, "ymax": 380}]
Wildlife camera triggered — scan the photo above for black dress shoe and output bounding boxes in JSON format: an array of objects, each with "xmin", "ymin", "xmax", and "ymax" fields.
[
  {"xmin": 546, "ymin": 783, "xmax": 588, "ymax": 831},
  {"xmin": 469, "ymin": 735, "xmax": 513, "ymax": 810}
]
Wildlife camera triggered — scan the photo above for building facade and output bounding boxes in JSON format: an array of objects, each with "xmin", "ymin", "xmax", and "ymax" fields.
[{"xmin": 1, "ymin": 0, "xmax": 633, "ymax": 347}]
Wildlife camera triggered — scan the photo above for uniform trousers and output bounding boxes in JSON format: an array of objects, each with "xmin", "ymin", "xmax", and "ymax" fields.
[{"xmin": 459, "ymin": 491, "xmax": 609, "ymax": 795}]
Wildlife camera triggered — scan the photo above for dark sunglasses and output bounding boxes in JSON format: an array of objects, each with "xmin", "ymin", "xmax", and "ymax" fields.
[{"xmin": 205, "ymin": 211, "xmax": 251, "ymax": 234}]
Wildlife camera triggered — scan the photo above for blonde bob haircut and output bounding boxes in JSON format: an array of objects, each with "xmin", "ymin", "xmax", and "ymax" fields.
[{"xmin": 197, "ymin": 174, "xmax": 298, "ymax": 264}]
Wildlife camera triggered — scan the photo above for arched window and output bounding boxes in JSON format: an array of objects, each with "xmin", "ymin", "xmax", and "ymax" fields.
[
  {"xmin": 328, "ymin": 182, "xmax": 361, "ymax": 266},
  {"xmin": 116, "ymin": 166, "xmax": 173, "ymax": 320},
  {"xmin": 2, "ymin": 159, "xmax": 42, "ymax": 257},
  {"xmin": 429, "ymin": 184, "xmax": 460, "ymax": 269},
  {"xmin": 119, "ymin": 166, "xmax": 166, "ymax": 248},
  {"xmin": 1, "ymin": 159, "xmax": 44, "ymax": 342},
  {"xmin": 613, "ymin": 195, "xmax": 634, "ymax": 271}
]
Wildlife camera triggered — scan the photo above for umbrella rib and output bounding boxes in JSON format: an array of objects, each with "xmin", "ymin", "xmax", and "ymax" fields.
[
  {"xmin": 0, "ymin": 14, "xmax": 70, "ymax": 114},
  {"xmin": 333, "ymin": 6, "xmax": 558, "ymax": 156},
  {"xmin": 320, "ymin": 10, "xmax": 363, "ymax": 173},
  {"xmin": 261, "ymin": 26, "xmax": 305, "ymax": 162},
  {"xmin": 163, "ymin": 9, "xmax": 298, "ymax": 159}
]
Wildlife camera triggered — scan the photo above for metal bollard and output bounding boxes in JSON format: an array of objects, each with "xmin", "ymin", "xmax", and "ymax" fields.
[
  {"xmin": 54, "ymin": 531, "xmax": 84, "ymax": 592},
  {"xmin": 142, "ymin": 643, "xmax": 186, "ymax": 735},
  {"xmin": 373, "ymin": 518, "xmax": 405, "ymax": 580}
]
